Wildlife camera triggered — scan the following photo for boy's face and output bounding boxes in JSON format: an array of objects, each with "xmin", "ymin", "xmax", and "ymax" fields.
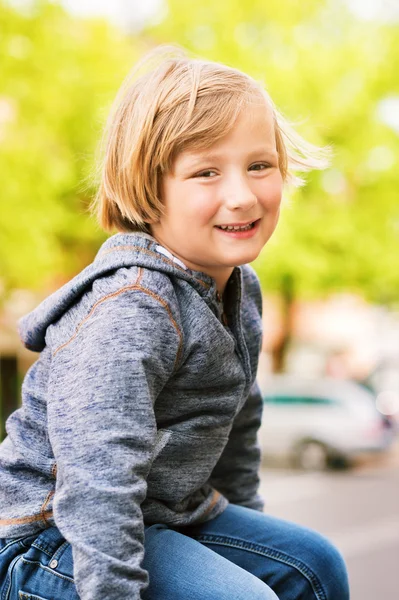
[{"xmin": 150, "ymin": 100, "xmax": 283, "ymax": 292}]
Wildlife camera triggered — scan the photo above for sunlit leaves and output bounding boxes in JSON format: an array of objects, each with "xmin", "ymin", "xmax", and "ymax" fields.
[
  {"xmin": 148, "ymin": 0, "xmax": 399, "ymax": 304},
  {"xmin": 0, "ymin": 0, "xmax": 398, "ymax": 306},
  {"xmin": 0, "ymin": 0, "xmax": 135, "ymax": 292}
]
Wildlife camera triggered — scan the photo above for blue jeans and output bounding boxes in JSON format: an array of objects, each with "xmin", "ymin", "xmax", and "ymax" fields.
[{"xmin": 0, "ymin": 504, "xmax": 349, "ymax": 599}]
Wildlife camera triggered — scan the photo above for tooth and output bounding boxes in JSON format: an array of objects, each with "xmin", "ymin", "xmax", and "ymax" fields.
[{"xmin": 218, "ymin": 223, "xmax": 254, "ymax": 230}]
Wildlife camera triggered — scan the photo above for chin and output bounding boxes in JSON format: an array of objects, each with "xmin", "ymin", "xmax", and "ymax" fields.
[{"xmin": 230, "ymin": 250, "xmax": 262, "ymax": 266}]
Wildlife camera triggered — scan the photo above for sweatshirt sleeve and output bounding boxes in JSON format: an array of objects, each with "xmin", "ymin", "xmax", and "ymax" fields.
[
  {"xmin": 209, "ymin": 380, "xmax": 264, "ymax": 512},
  {"xmin": 46, "ymin": 287, "xmax": 181, "ymax": 600}
]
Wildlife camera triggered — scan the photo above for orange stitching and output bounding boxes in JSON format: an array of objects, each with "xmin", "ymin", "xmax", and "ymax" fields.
[
  {"xmin": 137, "ymin": 285, "xmax": 183, "ymax": 369},
  {"xmin": 206, "ymin": 490, "xmax": 221, "ymax": 514},
  {"xmin": 0, "ymin": 488, "xmax": 55, "ymax": 526},
  {"xmin": 53, "ymin": 279, "xmax": 183, "ymax": 370},
  {"xmin": 98, "ymin": 245, "xmax": 210, "ymax": 289},
  {"xmin": 136, "ymin": 266, "xmax": 143, "ymax": 286},
  {"xmin": 51, "ymin": 463, "xmax": 57, "ymax": 478},
  {"xmin": 53, "ymin": 268, "xmax": 143, "ymax": 357},
  {"xmin": 0, "ymin": 500, "xmax": 54, "ymax": 525},
  {"xmin": 41, "ymin": 490, "xmax": 54, "ymax": 526},
  {"xmin": 0, "ymin": 510, "xmax": 53, "ymax": 526}
]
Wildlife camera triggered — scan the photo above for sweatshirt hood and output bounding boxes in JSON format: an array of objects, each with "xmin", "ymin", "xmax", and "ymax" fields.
[{"xmin": 19, "ymin": 233, "xmax": 218, "ymax": 352}]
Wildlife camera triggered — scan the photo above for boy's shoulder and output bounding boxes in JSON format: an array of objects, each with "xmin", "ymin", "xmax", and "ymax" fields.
[
  {"xmin": 90, "ymin": 260, "xmax": 179, "ymax": 306},
  {"xmin": 47, "ymin": 264, "xmax": 182, "ymax": 359},
  {"xmin": 19, "ymin": 234, "xmax": 185, "ymax": 353}
]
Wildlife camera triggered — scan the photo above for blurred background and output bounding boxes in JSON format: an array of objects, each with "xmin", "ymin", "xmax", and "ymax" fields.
[{"xmin": 0, "ymin": 0, "xmax": 398, "ymax": 597}]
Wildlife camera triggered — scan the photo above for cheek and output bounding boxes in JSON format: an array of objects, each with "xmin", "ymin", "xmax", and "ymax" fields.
[
  {"xmin": 183, "ymin": 185, "xmax": 220, "ymax": 223},
  {"xmin": 259, "ymin": 172, "xmax": 283, "ymax": 210}
]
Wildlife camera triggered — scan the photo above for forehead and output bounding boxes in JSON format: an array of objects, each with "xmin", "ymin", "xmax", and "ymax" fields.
[
  {"xmin": 175, "ymin": 100, "xmax": 276, "ymax": 168},
  {"xmin": 220, "ymin": 100, "xmax": 275, "ymax": 145}
]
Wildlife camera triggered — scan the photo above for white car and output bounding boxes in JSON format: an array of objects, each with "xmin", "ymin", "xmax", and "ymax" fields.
[{"xmin": 258, "ymin": 376, "xmax": 395, "ymax": 470}]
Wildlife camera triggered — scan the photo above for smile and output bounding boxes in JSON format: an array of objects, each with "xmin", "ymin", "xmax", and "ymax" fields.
[
  {"xmin": 214, "ymin": 219, "xmax": 261, "ymax": 239},
  {"xmin": 216, "ymin": 220, "xmax": 258, "ymax": 231}
]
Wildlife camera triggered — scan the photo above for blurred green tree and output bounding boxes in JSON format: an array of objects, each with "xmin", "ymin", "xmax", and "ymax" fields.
[
  {"xmin": 1, "ymin": 0, "xmax": 398, "ymax": 370},
  {"xmin": 147, "ymin": 0, "xmax": 399, "ymax": 368},
  {"xmin": 147, "ymin": 0, "xmax": 399, "ymax": 302},
  {"xmin": 0, "ymin": 0, "xmax": 137, "ymax": 293}
]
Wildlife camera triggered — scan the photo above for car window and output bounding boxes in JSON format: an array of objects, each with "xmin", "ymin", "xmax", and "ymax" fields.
[{"xmin": 264, "ymin": 395, "xmax": 335, "ymax": 406}]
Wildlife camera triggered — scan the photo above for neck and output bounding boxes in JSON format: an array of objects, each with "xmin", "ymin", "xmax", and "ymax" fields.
[{"xmin": 149, "ymin": 230, "xmax": 234, "ymax": 294}]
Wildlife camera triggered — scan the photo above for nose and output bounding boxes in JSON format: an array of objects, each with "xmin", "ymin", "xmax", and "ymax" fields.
[{"xmin": 223, "ymin": 174, "xmax": 257, "ymax": 211}]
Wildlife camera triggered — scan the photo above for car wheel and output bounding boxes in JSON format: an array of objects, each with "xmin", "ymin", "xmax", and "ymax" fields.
[
  {"xmin": 294, "ymin": 440, "xmax": 329, "ymax": 471},
  {"xmin": 328, "ymin": 453, "xmax": 351, "ymax": 470}
]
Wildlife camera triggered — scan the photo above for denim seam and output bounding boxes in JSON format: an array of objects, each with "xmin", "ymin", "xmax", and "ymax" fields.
[
  {"xmin": 21, "ymin": 558, "xmax": 74, "ymax": 583},
  {"xmin": 19, "ymin": 593, "xmax": 50, "ymax": 600},
  {"xmin": 19, "ymin": 534, "xmax": 41, "ymax": 550},
  {"xmin": 30, "ymin": 543, "xmax": 53, "ymax": 557},
  {"xmin": 50, "ymin": 540, "xmax": 69, "ymax": 562},
  {"xmin": 1, "ymin": 553, "xmax": 21, "ymax": 600},
  {"xmin": 19, "ymin": 593, "xmax": 45, "ymax": 600},
  {"xmin": 0, "ymin": 539, "xmax": 22, "ymax": 554},
  {"xmin": 194, "ymin": 534, "xmax": 327, "ymax": 600}
]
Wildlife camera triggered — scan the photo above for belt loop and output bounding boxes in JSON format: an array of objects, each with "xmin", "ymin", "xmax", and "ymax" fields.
[
  {"xmin": 31, "ymin": 526, "xmax": 65, "ymax": 560},
  {"xmin": 48, "ymin": 540, "xmax": 69, "ymax": 569}
]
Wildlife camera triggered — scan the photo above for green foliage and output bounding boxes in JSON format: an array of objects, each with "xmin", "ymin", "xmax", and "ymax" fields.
[
  {"xmin": 148, "ymin": 0, "xmax": 399, "ymax": 304},
  {"xmin": 0, "ymin": 0, "xmax": 398, "ymax": 306},
  {"xmin": 0, "ymin": 0, "xmax": 137, "ymax": 293}
]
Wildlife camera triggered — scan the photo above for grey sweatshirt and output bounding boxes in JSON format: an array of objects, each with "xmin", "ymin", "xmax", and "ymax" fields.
[{"xmin": 0, "ymin": 232, "xmax": 264, "ymax": 600}]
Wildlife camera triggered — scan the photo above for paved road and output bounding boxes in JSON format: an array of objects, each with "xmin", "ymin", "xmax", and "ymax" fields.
[{"xmin": 259, "ymin": 444, "xmax": 399, "ymax": 600}]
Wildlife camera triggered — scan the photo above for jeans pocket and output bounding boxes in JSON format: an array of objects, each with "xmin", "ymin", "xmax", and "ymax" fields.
[
  {"xmin": 19, "ymin": 592, "xmax": 50, "ymax": 600},
  {"xmin": 11, "ymin": 556, "xmax": 78, "ymax": 600},
  {"xmin": 0, "ymin": 534, "xmax": 39, "ymax": 555},
  {"xmin": 3, "ymin": 529, "xmax": 79, "ymax": 600}
]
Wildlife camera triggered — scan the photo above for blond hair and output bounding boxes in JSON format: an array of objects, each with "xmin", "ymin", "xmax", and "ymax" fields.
[{"xmin": 93, "ymin": 46, "xmax": 328, "ymax": 233}]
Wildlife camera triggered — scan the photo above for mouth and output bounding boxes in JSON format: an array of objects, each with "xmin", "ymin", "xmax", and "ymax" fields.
[{"xmin": 215, "ymin": 219, "xmax": 259, "ymax": 232}]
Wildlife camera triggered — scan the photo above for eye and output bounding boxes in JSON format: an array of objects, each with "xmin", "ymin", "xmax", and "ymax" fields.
[
  {"xmin": 194, "ymin": 169, "xmax": 218, "ymax": 178},
  {"xmin": 249, "ymin": 162, "xmax": 271, "ymax": 172}
]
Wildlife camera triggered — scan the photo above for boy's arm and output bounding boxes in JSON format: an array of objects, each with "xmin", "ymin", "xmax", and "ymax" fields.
[
  {"xmin": 46, "ymin": 288, "xmax": 181, "ymax": 600},
  {"xmin": 209, "ymin": 380, "xmax": 264, "ymax": 512}
]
